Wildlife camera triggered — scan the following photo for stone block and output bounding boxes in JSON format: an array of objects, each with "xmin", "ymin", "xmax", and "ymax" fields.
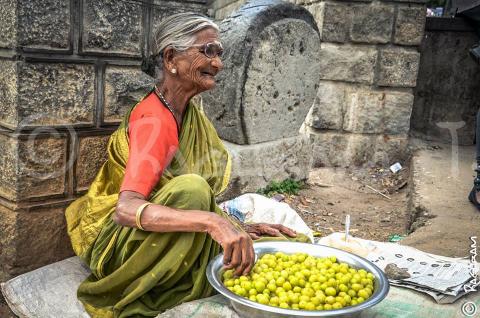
[
  {"xmin": 214, "ymin": 0, "xmax": 247, "ymax": 20},
  {"xmin": 241, "ymin": 20, "xmax": 321, "ymax": 143},
  {"xmin": 377, "ymin": 48, "xmax": 420, "ymax": 87},
  {"xmin": 372, "ymin": 134, "xmax": 409, "ymax": 166},
  {"xmin": 81, "ymin": 0, "xmax": 143, "ymax": 56},
  {"xmin": 0, "ymin": 134, "xmax": 67, "ymax": 201},
  {"xmin": 310, "ymin": 131, "xmax": 349, "ymax": 167},
  {"xmin": 0, "ymin": 59, "xmax": 18, "ymax": 128},
  {"xmin": 304, "ymin": 2, "xmax": 324, "ymax": 32},
  {"xmin": 16, "ymin": 135, "xmax": 67, "ymax": 200},
  {"xmin": 18, "ymin": 0, "xmax": 71, "ymax": 50},
  {"xmin": 16, "ymin": 62, "xmax": 95, "ymax": 127},
  {"xmin": 394, "ymin": 5, "xmax": 426, "ymax": 46},
  {"xmin": 103, "ymin": 66, "xmax": 154, "ymax": 123},
  {"xmin": 76, "ymin": 135, "xmax": 110, "ymax": 191},
  {"xmin": 285, "ymin": 0, "xmax": 308, "ymax": 5},
  {"xmin": 303, "ymin": 0, "xmax": 371, "ymax": 3},
  {"xmin": 0, "ymin": 0, "xmax": 71, "ymax": 50},
  {"xmin": 319, "ymin": 43, "xmax": 377, "ymax": 84},
  {"xmin": 350, "ymin": 4, "xmax": 394, "ymax": 44},
  {"xmin": 0, "ymin": 205, "xmax": 74, "ymax": 279},
  {"xmin": 310, "ymin": 131, "xmax": 376, "ymax": 167},
  {"xmin": 203, "ymin": 1, "xmax": 321, "ymax": 144},
  {"xmin": 306, "ymin": 81, "xmax": 345, "ymax": 130},
  {"xmin": 0, "ymin": 0, "xmax": 17, "ymax": 49},
  {"xmin": 343, "ymin": 89, "xmax": 384, "ymax": 133},
  {"xmin": 383, "ymin": 91, "xmax": 414, "ymax": 134},
  {"xmin": 342, "ymin": 88, "xmax": 414, "ymax": 134},
  {"xmin": 0, "ymin": 206, "xmax": 16, "ymax": 281},
  {"xmin": 218, "ymin": 135, "xmax": 312, "ymax": 201},
  {"xmin": 0, "ymin": 61, "xmax": 95, "ymax": 129},
  {"xmin": 0, "ymin": 134, "xmax": 17, "ymax": 201},
  {"xmin": 212, "ymin": 0, "xmax": 239, "ymax": 10},
  {"xmin": 152, "ymin": 1, "xmax": 208, "ymax": 35},
  {"xmin": 381, "ymin": 0, "xmax": 426, "ymax": 3},
  {"xmin": 309, "ymin": 130, "xmax": 409, "ymax": 167},
  {"xmin": 319, "ymin": 2, "xmax": 352, "ymax": 43}
]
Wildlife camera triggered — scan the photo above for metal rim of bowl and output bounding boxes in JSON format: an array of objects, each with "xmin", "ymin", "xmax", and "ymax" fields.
[{"xmin": 206, "ymin": 241, "xmax": 390, "ymax": 317}]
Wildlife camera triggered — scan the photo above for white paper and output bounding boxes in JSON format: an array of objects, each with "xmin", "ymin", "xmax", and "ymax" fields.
[{"xmin": 318, "ymin": 233, "xmax": 480, "ymax": 304}]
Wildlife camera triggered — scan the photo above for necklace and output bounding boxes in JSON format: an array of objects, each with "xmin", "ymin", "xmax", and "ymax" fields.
[
  {"xmin": 154, "ymin": 86, "xmax": 181, "ymax": 132},
  {"xmin": 155, "ymin": 87, "xmax": 177, "ymax": 117}
]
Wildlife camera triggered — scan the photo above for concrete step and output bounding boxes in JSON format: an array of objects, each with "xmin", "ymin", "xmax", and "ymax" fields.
[{"xmin": 401, "ymin": 140, "xmax": 480, "ymax": 257}]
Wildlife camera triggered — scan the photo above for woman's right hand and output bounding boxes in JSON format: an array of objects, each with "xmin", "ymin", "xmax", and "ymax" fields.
[{"xmin": 208, "ymin": 216, "xmax": 255, "ymax": 276}]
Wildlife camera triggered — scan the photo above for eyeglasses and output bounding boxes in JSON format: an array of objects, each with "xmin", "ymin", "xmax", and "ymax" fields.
[{"xmin": 194, "ymin": 42, "xmax": 224, "ymax": 59}]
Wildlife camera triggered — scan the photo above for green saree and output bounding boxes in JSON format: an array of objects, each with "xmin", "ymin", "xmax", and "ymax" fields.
[
  {"xmin": 66, "ymin": 96, "xmax": 231, "ymax": 317},
  {"xmin": 66, "ymin": 94, "xmax": 309, "ymax": 318}
]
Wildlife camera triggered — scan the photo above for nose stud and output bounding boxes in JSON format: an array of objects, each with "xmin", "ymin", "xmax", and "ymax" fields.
[{"xmin": 171, "ymin": 69, "xmax": 177, "ymax": 74}]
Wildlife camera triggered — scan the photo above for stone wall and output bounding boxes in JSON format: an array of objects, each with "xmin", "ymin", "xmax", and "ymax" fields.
[
  {"xmin": 0, "ymin": 0, "xmax": 207, "ymax": 281},
  {"xmin": 204, "ymin": 0, "xmax": 320, "ymax": 199},
  {"xmin": 211, "ymin": 0, "xmax": 427, "ymax": 168},
  {"xmin": 411, "ymin": 17, "xmax": 480, "ymax": 145},
  {"xmin": 0, "ymin": 0, "xmax": 430, "ymax": 280}
]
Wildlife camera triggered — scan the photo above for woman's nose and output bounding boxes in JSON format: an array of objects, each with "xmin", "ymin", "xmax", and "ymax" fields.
[{"xmin": 211, "ymin": 56, "xmax": 223, "ymax": 71}]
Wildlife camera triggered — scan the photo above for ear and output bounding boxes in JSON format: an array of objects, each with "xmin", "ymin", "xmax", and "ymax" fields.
[{"xmin": 162, "ymin": 47, "xmax": 177, "ymax": 73}]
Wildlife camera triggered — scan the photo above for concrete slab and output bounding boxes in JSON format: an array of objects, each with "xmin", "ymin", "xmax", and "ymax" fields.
[
  {"xmin": 401, "ymin": 141, "xmax": 480, "ymax": 257},
  {"xmin": 159, "ymin": 287, "xmax": 480, "ymax": 318}
]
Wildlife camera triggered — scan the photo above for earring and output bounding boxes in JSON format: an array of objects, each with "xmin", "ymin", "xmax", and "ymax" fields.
[{"xmin": 171, "ymin": 69, "xmax": 177, "ymax": 74}]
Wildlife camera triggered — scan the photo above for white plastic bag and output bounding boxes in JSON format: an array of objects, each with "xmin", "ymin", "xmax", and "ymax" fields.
[{"xmin": 219, "ymin": 193, "xmax": 314, "ymax": 242}]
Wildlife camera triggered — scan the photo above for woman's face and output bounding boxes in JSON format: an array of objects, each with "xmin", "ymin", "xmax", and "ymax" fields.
[{"xmin": 172, "ymin": 28, "xmax": 224, "ymax": 93}]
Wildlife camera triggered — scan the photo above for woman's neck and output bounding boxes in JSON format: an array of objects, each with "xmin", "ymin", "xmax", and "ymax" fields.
[{"xmin": 156, "ymin": 81, "xmax": 195, "ymax": 119}]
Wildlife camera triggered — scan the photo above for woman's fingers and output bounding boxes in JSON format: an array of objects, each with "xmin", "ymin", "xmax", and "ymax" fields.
[
  {"xmin": 223, "ymin": 237, "xmax": 255, "ymax": 276},
  {"xmin": 239, "ymin": 238, "xmax": 249, "ymax": 275},
  {"xmin": 260, "ymin": 224, "xmax": 282, "ymax": 237},
  {"xmin": 270, "ymin": 224, "xmax": 297, "ymax": 237},
  {"xmin": 243, "ymin": 239, "xmax": 255, "ymax": 276},
  {"xmin": 214, "ymin": 221, "xmax": 257, "ymax": 275},
  {"xmin": 242, "ymin": 223, "xmax": 298, "ymax": 239},
  {"xmin": 230, "ymin": 241, "xmax": 243, "ymax": 276},
  {"xmin": 222, "ymin": 242, "xmax": 233, "ymax": 268},
  {"xmin": 248, "ymin": 232, "xmax": 260, "ymax": 240}
]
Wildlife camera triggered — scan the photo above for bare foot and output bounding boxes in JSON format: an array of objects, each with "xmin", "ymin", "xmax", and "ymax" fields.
[{"xmin": 476, "ymin": 191, "xmax": 480, "ymax": 203}]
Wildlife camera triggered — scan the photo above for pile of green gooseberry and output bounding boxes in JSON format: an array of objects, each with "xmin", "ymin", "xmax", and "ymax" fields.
[{"xmin": 222, "ymin": 252, "xmax": 375, "ymax": 311}]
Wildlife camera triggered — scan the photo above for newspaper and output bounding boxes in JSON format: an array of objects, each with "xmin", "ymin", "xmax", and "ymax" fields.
[{"xmin": 318, "ymin": 233, "xmax": 479, "ymax": 304}]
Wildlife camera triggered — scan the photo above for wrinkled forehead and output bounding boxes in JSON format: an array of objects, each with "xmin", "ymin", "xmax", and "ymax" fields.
[{"xmin": 193, "ymin": 27, "xmax": 221, "ymax": 45}]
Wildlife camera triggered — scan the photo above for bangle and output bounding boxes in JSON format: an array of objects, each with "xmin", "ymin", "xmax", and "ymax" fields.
[{"xmin": 135, "ymin": 202, "xmax": 151, "ymax": 231}]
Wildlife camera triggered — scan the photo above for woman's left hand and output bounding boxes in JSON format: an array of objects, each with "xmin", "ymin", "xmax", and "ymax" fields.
[{"xmin": 241, "ymin": 223, "xmax": 297, "ymax": 240}]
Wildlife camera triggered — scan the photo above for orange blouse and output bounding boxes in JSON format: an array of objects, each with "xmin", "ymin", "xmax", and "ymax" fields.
[{"xmin": 119, "ymin": 92, "xmax": 179, "ymax": 198}]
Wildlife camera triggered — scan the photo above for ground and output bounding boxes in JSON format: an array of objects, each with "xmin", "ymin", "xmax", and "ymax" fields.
[
  {"xmin": 0, "ymin": 295, "xmax": 13, "ymax": 318},
  {"xmin": 400, "ymin": 140, "xmax": 480, "ymax": 257},
  {"xmin": 286, "ymin": 139, "xmax": 479, "ymax": 258},
  {"xmin": 288, "ymin": 167, "xmax": 411, "ymax": 242}
]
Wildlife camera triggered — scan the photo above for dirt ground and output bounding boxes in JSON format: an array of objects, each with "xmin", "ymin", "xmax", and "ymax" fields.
[
  {"xmin": 285, "ymin": 166, "xmax": 412, "ymax": 242},
  {"xmin": 0, "ymin": 295, "xmax": 14, "ymax": 318}
]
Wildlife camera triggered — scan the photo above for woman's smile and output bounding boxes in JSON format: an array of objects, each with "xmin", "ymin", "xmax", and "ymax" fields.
[{"xmin": 200, "ymin": 69, "xmax": 217, "ymax": 77}]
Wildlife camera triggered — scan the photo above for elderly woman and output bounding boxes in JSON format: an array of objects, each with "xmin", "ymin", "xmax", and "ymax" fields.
[{"xmin": 66, "ymin": 13, "xmax": 301, "ymax": 317}]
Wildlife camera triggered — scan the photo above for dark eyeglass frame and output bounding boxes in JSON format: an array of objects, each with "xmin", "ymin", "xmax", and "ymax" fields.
[{"xmin": 194, "ymin": 42, "xmax": 224, "ymax": 59}]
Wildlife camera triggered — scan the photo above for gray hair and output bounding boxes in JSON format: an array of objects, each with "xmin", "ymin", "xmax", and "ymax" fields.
[{"xmin": 142, "ymin": 12, "xmax": 219, "ymax": 82}]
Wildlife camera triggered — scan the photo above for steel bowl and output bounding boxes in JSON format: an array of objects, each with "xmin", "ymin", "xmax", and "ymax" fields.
[{"xmin": 206, "ymin": 241, "xmax": 389, "ymax": 318}]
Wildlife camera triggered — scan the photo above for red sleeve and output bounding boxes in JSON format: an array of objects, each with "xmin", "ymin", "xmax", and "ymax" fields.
[{"xmin": 120, "ymin": 95, "xmax": 179, "ymax": 198}]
